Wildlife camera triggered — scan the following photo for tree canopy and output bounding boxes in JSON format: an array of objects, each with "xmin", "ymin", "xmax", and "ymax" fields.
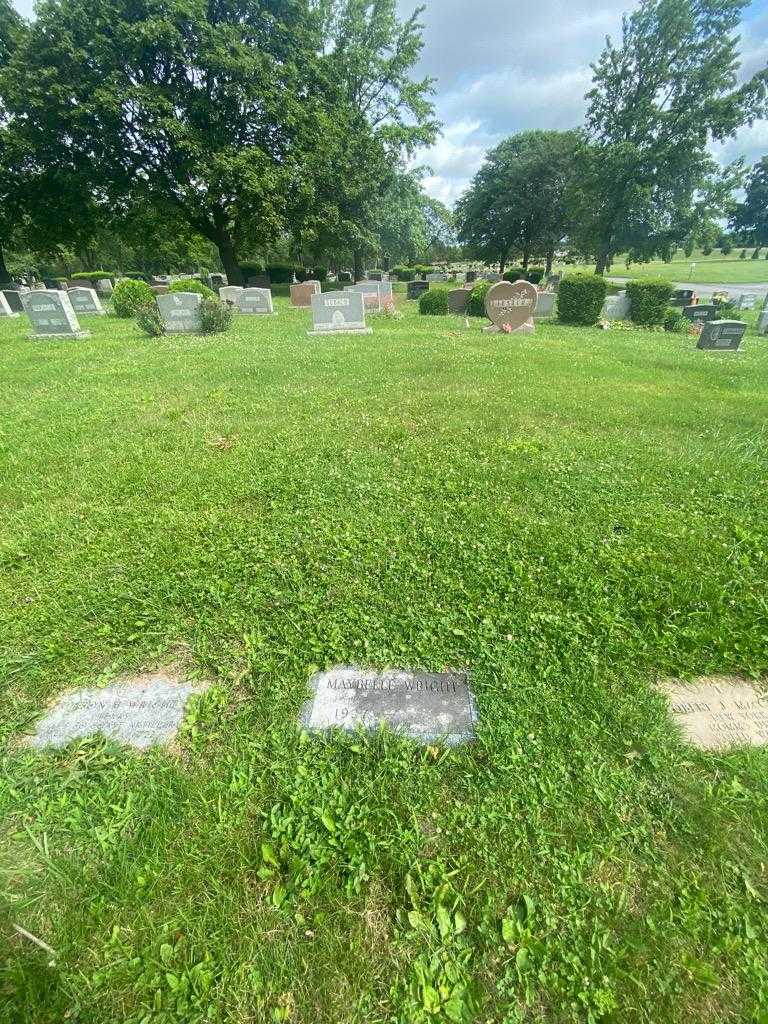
[{"xmin": 730, "ymin": 156, "xmax": 768, "ymax": 249}]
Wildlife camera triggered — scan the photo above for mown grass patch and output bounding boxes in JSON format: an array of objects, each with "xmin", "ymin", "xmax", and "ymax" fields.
[{"xmin": 1, "ymin": 297, "xmax": 767, "ymax": 1022}]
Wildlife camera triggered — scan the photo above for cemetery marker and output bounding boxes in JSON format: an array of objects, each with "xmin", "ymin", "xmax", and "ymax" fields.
[
  {"xmin": 21, "ymin": 290, "xmax": 89, "ymax": 338},
  {"xmin": 657, "ymin": 677, "xmax": 768, "ymax": 751},
  {"xmin": 67, "ymin": 287, "xmax": 106, "ymax": 316},
  {"xmin": 308, "ymin": 290, "xmax": 371, "ymax": 335},
  {"xmin": 156, "ymin": 292, "xmax": 202, "ymax": 334},
  {"xmin": 697, "ymin": 319, "xmax": 746, "ymax": 351},
  {"xmin": 484, "ymin": 280, "xmax": 537, "ymax": 333}
]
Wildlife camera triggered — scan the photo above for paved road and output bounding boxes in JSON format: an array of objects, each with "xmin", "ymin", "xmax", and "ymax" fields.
[{"xmin": 609, "ymin": 277, "xmax": 768, "ymax": 300}]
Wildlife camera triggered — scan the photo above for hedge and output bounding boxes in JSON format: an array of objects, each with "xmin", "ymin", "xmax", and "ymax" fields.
[
  {"xmin": 71, "ymin": 270, "xmax": 116, "ymax": 284},
  {"xmin": 168, "ymin": 278, "xmax": 215, "ymax": 299},
  {"xmin": 467, "ymin": 280, "xmax": 493, "ymax": 318},
  {"xmin": 112, "ymin": 278, "xmax": 155, "ymax": 318},
  {"xmin": 419, "ymin": 288, "xmax": 449, "ymax": 315},
  {"xmin": 392, "ymin": 266, "xmax": 415, "ymax": 281},
  {"xmin": 625, "ymin": 278, "xmax": 674, "ymax": 325},
  {"xmin": 266, "ymin": 263, "xmax": 301, "ymax": 283},
  {"xmin": 557, "ymin": 273, "xmax": 608, "ymax": 325}
]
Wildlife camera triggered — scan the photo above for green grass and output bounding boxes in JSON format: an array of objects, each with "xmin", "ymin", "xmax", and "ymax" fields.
[
  {"xmin": 1, "ymin": 295, "xmax": 768, "ymax": 1023},
  {"xmin": 594, "ymin": 248, "xmax": 768, "ymax": 285}
]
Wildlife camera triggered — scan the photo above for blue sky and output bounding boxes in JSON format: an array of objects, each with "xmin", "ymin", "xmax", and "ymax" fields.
[{"xmin": 11, "ymin": 0, "xmax": 768, "ymax": 206}]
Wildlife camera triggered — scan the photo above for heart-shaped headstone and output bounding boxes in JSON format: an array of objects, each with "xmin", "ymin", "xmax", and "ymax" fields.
[{"xmin": 484, "ymin": 280, "xmax": 538, "ymax": 332}]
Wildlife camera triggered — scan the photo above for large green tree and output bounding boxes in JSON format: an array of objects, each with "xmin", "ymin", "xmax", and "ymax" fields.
[
  {"xmin": 0, "ymin": 0, "xmax": 25, "ymax": 282},
  {"xmin": 455, "ymin": 130, "xmax": 582, "ymax": 273},
  {"xmin": 730, "ymin": 156, "xmax": 768, "ymax": 251},
  {"xmin": 575, "ymin": 0, "xmax": 767, "ymax": 274}
]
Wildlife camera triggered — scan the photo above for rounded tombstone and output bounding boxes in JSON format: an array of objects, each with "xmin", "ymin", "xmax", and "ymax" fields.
[{"xmin": 484, "ymin": 280, "xmax": 538, "ymax": 333}]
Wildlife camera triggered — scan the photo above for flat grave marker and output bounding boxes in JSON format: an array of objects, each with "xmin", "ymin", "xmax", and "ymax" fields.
[
  {"xmin": 236, "ymin": 287, "xmax": 274, "ymax": 315},
  {"xmin": 697, "ymin": 319, "xmax": 746, "ymax": 351},
  {"xmin": 309, "ymin": 290, "xmax": 371, "ymax": 335},
  {"xmin": 22, "ymin": 290, "xmax": 88, "ymax": 338},
  {"xmin": 27, "ymin": 671, "xmax": 207, "ymax": 751},
  {"xmin": 157, "ymin": 292, "xmax": 202, "ymax": 334},
  {"xmin": 658, "ymin": 677, "xmax": 768, "ymax": 751},
  {"xmin": 301, "ymin": 666, "xmax": 477, "ymax": 745},
  {"xmin": 67, "ymin": 287, "xmax": 106, "ymax": 316},
  {"xmin": 484, "ymin": 280, "xmax": 537, "ymax": 334}
]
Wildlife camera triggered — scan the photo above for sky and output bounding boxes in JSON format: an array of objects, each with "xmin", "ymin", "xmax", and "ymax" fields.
[{"xmin": 10, "ymin": 0, "xmax": 768, "ymax": 207}]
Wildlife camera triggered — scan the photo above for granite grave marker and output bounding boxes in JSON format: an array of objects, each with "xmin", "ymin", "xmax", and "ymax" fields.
[
  {"xmin": 657, "ymin": 677, "xmax": 768, "ymax": 751},
  {"xmin": 219, "ymin": 286, "xmax": 244, "ymax": 306},
  {"xmin": 22, "ymin": 290, "xmax": 88, "ymax": 338},
  {"xmin": 683, "ymin": 303, "xmax": 716, "ymax": 324},
  {"xmin": 0, "ymin": 291, "xmax": 19, "ymax": 317},
  {"xmin": 697, "ymin": 319, "xmax": 746, "ymax": 351},
  {"xmin": 237, "ymin": 287, "xmax": 274, "ymax": 315},
  {"xmin": 447, "ymin": 288, "xmax": 471, "ymax": 314},
  {"xmin": 309, "ymin": 290, "xmax": 371, "ymax": 335},
  {"xmin": 484, "ymin": 280, "xmax": 538, "ymax": 333},
  {"xmin": 156, "ymin": 292, "xmax": 202, "ymax": 334},
  {"xmin": 67, "ymin": 287, "xmax": 106, "ymax": 316},
  {"xmin": 407, "ymin": 281, "xmax": 429, "ymax": 300},
  {"xmin": 2, "ymin": 289, "xmax": 24, "ymax": 313}
]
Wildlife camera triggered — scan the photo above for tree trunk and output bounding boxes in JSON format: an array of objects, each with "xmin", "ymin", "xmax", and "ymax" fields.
[
  {"xmin": 595, "ymin": 242, "xmax": 611, "ymax": 275},
  {"xmin": 499, "ymin": 256, "xmax": 506, "ymax": 274},
  {"xmin": 0, "ymin": 243, "xmax": 11, "ymax": 284},
  {"xmin": 216, "ymin": 233, "xmax": 243, "ymax": 286},
  {"xmin": 522, "ymin": 249, "xmax": 530, "ymax": 271},
  {"xmin": 545, "ymin": 250, "xmax": 554, "ymax": 275},
  {"xmin": 353, "ymin": 249, "xmax": 364, "ymax": 282}
]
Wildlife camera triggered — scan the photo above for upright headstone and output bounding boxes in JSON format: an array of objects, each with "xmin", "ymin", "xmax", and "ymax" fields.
[
  {"xmin": 151, "ymin": 284, "xmax": 169, "ymax": 295},
  {"xmin": 671, "ymin": 289, "xmax": 696, "ymax": 307},
  {"xmin": 308, "ymin": 290, "xmax": 371, "ymax": 336},
  {"xmin": 67, "ymin": 287, "xmax": 106, "ymax": 316},
  {"xmin": 602, "ymin": 292, "xmax": 631, "ymax": 320},
  {"xmin": 290, "ymin": 282, "xmax": 318, "ymax": 308},
  {"xmin": 219, "ymin": 286, "xmax": 244, "ymax": 306},
  {"xmin": 738, "ymin": 293, "xmax": 757, "ymax": 310},
  {"xmin": 0, "ymin": 292, "xmax": 19, "ymax": 317},
  {"xmin": 534, "ymin": 292, "xmax": 556, "ymax": 318},
  {"xmin": 236, "ymin": 287, "xmax": 274, "ymax": 315},
  {"xmin": 482, "ymin": 272, "xmax": 502, "ymax": 283},
  {"xmin": 156, "ymin": 292, "xmax": 202, "ymax": 334},
  {"xmin": 484, "ymin": 280, "xmax": 538, "ymax": 334},
  {"xmin": 346, "ymin": 282, "xmax": 382, "ymax": 312},
  {"xmin": 95, "ymin": 278, "xmax": 113, "ymax": 297},
  {"xmin": 544, "ymin": 273, "xmax": 562, "ymax": 292},
  {"xmin": 338, "ymin": 271, "xmax": 353, "ymax": 283},
  {"xmin": 21, "ymin": 290, "xmax": 88, "ymax": 338},
  {"xmin": 368, "ymin": 271, "xmax": 382, "ymax": 281},
  {"xmin": 447, "ymin": 288, "xmax": 471, "ymax": 314},
  {"xmin": 208, "ymin": 273, "xmax": 227, "ymax": 291},
  {"xmin": 757, "ymin": 309, "xmax": 768, "ymax": 335},
  {"xmin": 407, "ymin": 281, "xmax": 429, "ymax": 300},
  {"xmin": 376, "ymin": 281, "xmax": 394, "ymax": 302},
  {"xmin": 697, "ymin": 319, "xmax": 746, "ymax": 351},
  {"xmin": 1, "ymin": 289, "xmax": 23, "ymax": 313},
  {"xmin": 683, "ymin": 304, "xmax": 716, "ymax": 324},
  {"xmin": 465, "ymin": 270, "xmax": 478, "ymax": 283}
]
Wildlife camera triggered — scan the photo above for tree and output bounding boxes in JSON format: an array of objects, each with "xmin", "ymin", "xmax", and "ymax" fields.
[
  {"xmin": 6, "ymin": 0, "xmax": 430, "ymax": 285},
  {"xmin": 574, "ymin": 0, "xmax": 767, "ymax": 274},
  {"xmin": 0, "ymin": 0, "xmax": 25, "ymax": 281},
  {"xmin": 730, "ymin": 156, "xmax": 768, "ymax": 251},
  {"xmin": 456, "ymin": 130, "xmax": 581, "ymax": 272}
]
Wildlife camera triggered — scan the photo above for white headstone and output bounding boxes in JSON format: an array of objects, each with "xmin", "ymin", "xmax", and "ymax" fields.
[
  {"xmin": 236, "ymin": 287, "xmax": 274, "ymax": 315},
  {"xmin": 219, "ymin": 286, "xmax": 244, "ymax": 306},
  {"xmin": 21, "ymin": 290, "xmax": 88, "ymax": 338},
  {"xmin": 95, "ymin": 278, "xmax": 113, "ymax": 296},
  {"xmin": 156, "ymin": 292, "xmax": 202, "ymax": 334},
  {"xmin": 738, "ymin": 293, "xmax": 757, "ymax": 310},
  {"xmin": 602, "ymin": 292, "xmax": 631, "ymax": 320},
  {"xmin": 309, "ymin": 290, "xmax": 371, "ymax": 335},
  {"xmin": 67, "ymin": 287, "xmax": 106, "ymax": 316},
  {"xmin": 534, "ymin": 292, "xmax": 556, "ymax": 318}
]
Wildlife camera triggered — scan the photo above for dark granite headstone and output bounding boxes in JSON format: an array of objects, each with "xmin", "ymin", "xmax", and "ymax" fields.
[
  {"xmin": 683, "ymin": 304, "xmax": 716, "ymax": 324},
  {"xmin": 447, "ymin": 288, "xmax": 471, "ymax": 314},
  {"xmin": 2, "ymin": 289, "xmax": 23, "ymax": 313},
  {"xmin": 465, "ymin": 270, "xmax": 478, "ymax": 283},
  {"xmin": 671, "ymin": 289, "xmax": 696, "ymax": 307},
  {"xmin": 697, "ymin": 319, "xmax": 746, "ymax": 351},
  {"xmin": 407, "ymin": 281, "xmax": 429, "ymax": 300}
]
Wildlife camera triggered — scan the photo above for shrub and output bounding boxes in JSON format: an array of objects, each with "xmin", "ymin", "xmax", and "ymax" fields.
[
  {"xmin": 557, "ymin": 273, "xmax": 608, "ymax": 325},
  {"xmin": 739, "ymin": 249, "xmax": 747, "ymax": 259},
  {"xmin": 313, "ymin": 266, "xmax": 328, "ymax": 282},
  {"xmin": 702, "ymin": 245, "xmax": 713, "ymax": 255},
  {"xmin": 502, "ymin": 267, "xmax": 525, "ymax": 282},
  {"xmin": 527, "ymin": 266, "xmax": 545, "ymax": 285},
  {"xmin": 199, "ymin": 297, "xmax": 233, "ymax": 334},
  {"xmin": 266, "ymin": 262, "xmax": 300, "ymax": 283},
  {"xmin": 467, "ymin": 279, "xmax": 493, "ymax": 318},
  {"xmin": 626, "ymin": 278, "xmax": 674, "ymax": 325},
  {"xmin": 720, "ymin": 242, "xmax": 732, "ymax": 255},
  {"xmin": 663, "ymin": 307, "xmax": 690, "ymax": 333},
  {"xmin": 168, "ymin": 278, "xmax": 215, "ymax": 298},
  {"xmin": 419, "ymin": 288, "xmax": 449, "ymax": 315},
  {"xmin": 134, "ymin": 301, "xmax": 165, "ymax": 337},
  {"xmin": 71, "ymin": 270, "xmax": 115, "ymax": 284},
  {"xmin": 112, "ymin": 278, "xmax": 155, "ymax": 317}
]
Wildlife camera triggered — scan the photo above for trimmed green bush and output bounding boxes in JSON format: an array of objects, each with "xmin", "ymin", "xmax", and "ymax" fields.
[
  {"xmin": 112, "ymin": 278, "xmax": 155, "ymax": 318},
  {"xmin": 71, "ymin": 270, "xmax": 115, "ymax": 284},
  {"xmin": 625, "ymin": 278, "xmax": 674, "ymax": 325},
  {"xmin": 557, "ymin": 273, "xmax": 608, "ymax": 325},
  {"xmin": 502, "ymin": 267, "xmax": 525, "ymax": 282},
  {"xmin": 392, "ymin": 266, "xmax": 415, "ymax": 281},
  {"xmin": 199, "ymin": 297, "xmax": 233, "ymax": 334},
  {"xmin": 467, "ymin": 280, "xmax": 493, "ymax": 318},
  {"xmin": 527, "ymin": 266, "xmax": 545, "ymax": 285},
  {"xmin": 663, "ymin": 307, "xmax": 690, "ymax": 333},
  {"xmin": 266, "ymin": 263, "xmax": 300, "ymax": 283},
  {"xmin": 419, "ymin": 288, "xmax": 449, "ymax": 315},
  {"xmin": 168, "ymin": 278, "xmax": 215, "ymax": 299},
  {"xmin": 720, "ymin": 242, "xmax": 732, "ymax": 255}
]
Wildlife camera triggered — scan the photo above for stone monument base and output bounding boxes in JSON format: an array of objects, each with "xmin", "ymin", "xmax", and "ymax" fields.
[
  {"xmin": 28, "ymin": 330, "xmax": 91, "ymax": 339},
  {"xmin": 483, "ymin": 319, "xmax": 534, "ymax": 334},
  {"xmin": 308, "ymin": 327, "xmax": 373, "ymax": 336}
]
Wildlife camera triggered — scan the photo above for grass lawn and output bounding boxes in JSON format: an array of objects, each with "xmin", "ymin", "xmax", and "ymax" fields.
[
  {"xmin": 588, "ymin": 248, "xmax": 768, "ymax": 285},
  {"xmin": 1, "ymin": 292, "xmax": 768, "ymax": 1023}
]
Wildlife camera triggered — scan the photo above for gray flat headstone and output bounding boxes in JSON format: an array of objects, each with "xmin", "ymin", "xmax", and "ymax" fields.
[
  {"xmin": 67, "ymin": 287, "xmax": 106, "ymax": 315},
  {"xmin": 658, "ymin": 677, "xmax": 768, "ymax": 750},
  {"xmin": 737, "ymin": 293, "xmax": 757, "ymax": 310},
  {"xmin": 157, "ymin": 292, "xmax": 202, "ymax": 334},
  {"xmin": 21, "ymin": 289, "xmax": 88, "ymax": 338},
  {"xmin": 27, "ymin": 672, "xmax": 206, "ymax": 750},
  {"xmin": 237, "ymin": 287, "xmax": 274, "ymax": 315},
  {"xmin": 697, "ymin": 319, "xmax": 746, "ymax": 351},
  {"xmin": 447, "ymin": 288, "xmax": 471, "ymax": 314},
  {"xmin": 683, "ymin": 304, "xmax": 716, "ymax": 324},
  {"xmin": 301, "ymin": 666, "xmax": 477, "ymax": 745},
  {"xmin": 309, "ymin": 290, "xmax": 371, "ymax": 335}
]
